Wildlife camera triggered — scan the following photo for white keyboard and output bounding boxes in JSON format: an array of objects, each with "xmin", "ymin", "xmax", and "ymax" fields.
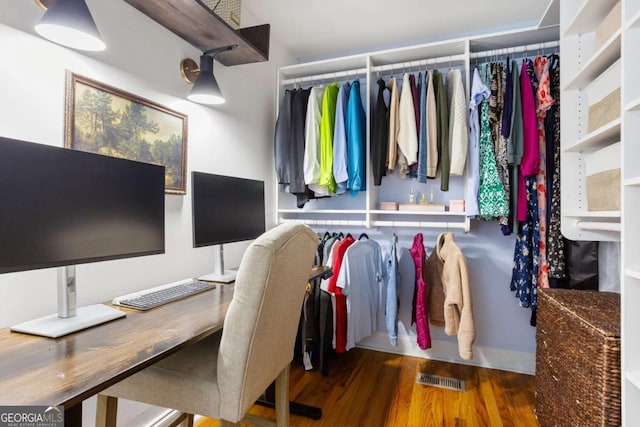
[{"xmin": 112, "ymin": 278, "xmax": 216, "ymax": 310}]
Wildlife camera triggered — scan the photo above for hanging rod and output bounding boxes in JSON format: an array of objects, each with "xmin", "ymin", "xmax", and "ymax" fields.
[
  {"xmin": 470, "ymin": 41, "xmax": 559, "ymax": 59},
  {"xmin": 281, "ymin": 67, "xmax": 368, "ymax": 86},
  {"xmin": 576, "ymin": 221, "xmax": 621, "ymax": 232},
  {"xmin": 279, "ymin": 218, "xmax": 368, "ymax": 227},
  {"xmin": 371, "ymin": 53, "xmax": 466, "ymax": 74}
]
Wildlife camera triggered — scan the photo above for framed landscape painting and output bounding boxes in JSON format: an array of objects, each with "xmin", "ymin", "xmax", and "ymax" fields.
[{"xmin": 64, "ymin": 71, "xmax": 188, "ymax": 194}]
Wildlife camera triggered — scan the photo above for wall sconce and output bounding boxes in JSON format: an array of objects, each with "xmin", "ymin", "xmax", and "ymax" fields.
[
  {"xmin": 34, "ymin": 0, "xmax": 105, "ymax": 52},
  {"xmin": 180, "ymin": 45, "xmax": 238, "ymax": 105}
]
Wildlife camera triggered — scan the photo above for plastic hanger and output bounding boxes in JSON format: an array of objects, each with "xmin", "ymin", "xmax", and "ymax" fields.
[{"xmin": 358, "ymin": 233, "xmax": 369, "ymax": 240}]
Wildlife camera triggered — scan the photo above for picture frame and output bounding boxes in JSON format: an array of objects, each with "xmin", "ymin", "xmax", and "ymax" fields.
[{"xmin": 64, "ymin": 71, "xmax": 188, "ymax": 194}]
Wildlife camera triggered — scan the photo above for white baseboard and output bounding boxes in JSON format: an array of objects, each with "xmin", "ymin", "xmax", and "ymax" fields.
[{"xmin": 356, "ymin": 333, "xmax": 536, "ymax": 375}]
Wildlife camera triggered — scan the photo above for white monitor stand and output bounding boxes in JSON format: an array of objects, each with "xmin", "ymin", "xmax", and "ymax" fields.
[
  {"xmin": 10, "ymin": 265, "xmax": 125, "ymax": 338},
  {"xmin": 198, "ymin": 244, "xmax": 237, "ymax": 283}
]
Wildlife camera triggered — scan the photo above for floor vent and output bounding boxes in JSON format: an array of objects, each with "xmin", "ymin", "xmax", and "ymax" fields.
[{"xmin": 416, "ymin": 373, "xmax": 466, "ymax": 391}]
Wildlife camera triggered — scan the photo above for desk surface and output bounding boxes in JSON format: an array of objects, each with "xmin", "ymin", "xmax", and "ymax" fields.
[{"xmin": 0, "ymin": 283, "xmax": 234, "ymax": 409}]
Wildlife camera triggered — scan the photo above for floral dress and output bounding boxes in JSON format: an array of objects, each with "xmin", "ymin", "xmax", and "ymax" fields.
[
  {"xmin": 478, "ymin": 97, "xmax": 509, "ymax": 219},
  {"xmin": 534, "ymin": 56, "xmax": 554, "ymax": 289}
]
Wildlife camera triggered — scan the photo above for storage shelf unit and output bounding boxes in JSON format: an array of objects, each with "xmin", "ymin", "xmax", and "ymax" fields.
[
  {"xmin": 276, "ymin": 25, "xmax": 558, "ymax": 232},
  {"xmin": 560, "ymin": 0, "xmax": 622, "ymax": 242},
  {"xmin": 562, "ymin": 0, "xmax": 640, "ymax": 424},
  {"xmin": 622, "ymin": 0, "xmax": 640, "ymax": 423}
]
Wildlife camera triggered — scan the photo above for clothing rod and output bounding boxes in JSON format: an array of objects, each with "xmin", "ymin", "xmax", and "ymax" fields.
[
  {"xmin": 470, "ymin": 41, "xmax": 559, "ymax": 59},
  {"xmin": 371, "ymin": 53, "xmax": 466, "ymax": 74},
  {"xmin": 575, "ymin": 221, "xmax": 621, "ymax": 232},
  {"xmin": 282, "ymin": 68, "xmax": 367, "ymax": 86}
]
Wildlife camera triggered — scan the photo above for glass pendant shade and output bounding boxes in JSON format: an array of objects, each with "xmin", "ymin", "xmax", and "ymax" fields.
[{"xmin": 35, "ymin": 0, "xmax": 106, "ymax": 52}]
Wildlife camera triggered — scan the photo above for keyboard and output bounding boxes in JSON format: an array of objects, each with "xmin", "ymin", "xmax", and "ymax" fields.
[{"xmin": 112, "ymin": 279, "xmax": 217, "ymax": 310}]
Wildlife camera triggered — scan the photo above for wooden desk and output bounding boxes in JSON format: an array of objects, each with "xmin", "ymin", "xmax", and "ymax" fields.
[{"xmin": 0, "ymin": 283, "xmax": 234, "ymax": 426}]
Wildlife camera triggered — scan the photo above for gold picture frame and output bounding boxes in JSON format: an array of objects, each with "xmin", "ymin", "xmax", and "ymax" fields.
[{"xmin": 64, "ymin": 71, "xmax": 188, "ymax": 194}]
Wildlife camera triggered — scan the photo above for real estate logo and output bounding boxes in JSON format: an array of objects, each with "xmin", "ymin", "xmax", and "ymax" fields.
[{"xmin": 0, "ymin": 406, "xmax": 64, "ymax": 427}]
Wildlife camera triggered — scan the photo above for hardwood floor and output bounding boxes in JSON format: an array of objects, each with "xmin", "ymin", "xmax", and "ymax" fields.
[{"xmin": 195, "ymin": 348, "xmax": 539, "ymax": 427}]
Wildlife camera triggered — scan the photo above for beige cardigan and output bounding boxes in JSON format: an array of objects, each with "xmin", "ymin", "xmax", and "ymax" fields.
[{"xmin": 426, "ymin": 232, "xmax": 475, "ymax": 360}]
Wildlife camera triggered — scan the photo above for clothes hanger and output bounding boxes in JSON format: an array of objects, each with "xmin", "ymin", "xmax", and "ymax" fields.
[
  {"xmin": 358, "ymin": 233, "xmax": 369, "ymax": 240},
  {"xmin": 337, "ymin": 231, "xmax": 344, "ymax": 239}
]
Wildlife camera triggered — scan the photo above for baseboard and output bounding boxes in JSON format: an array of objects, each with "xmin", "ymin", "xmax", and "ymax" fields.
[{"xmin": 356, "ymin": 333, "xmax": 536, "ymax": 375}]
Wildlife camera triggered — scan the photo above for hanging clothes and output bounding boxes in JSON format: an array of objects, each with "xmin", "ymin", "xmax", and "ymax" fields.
[
  {"xmin": 546, "ymin": 55, "xmax": 566, "ymax": 284},
  {"xmin": 336, "ymin": 238, "xmax": 384, "ymax": 351},
  {"xmin": 326, "ymin": 234, "xmax": 355, "ymax": 354},
  {"xmin": 447, "ymin": 68, "xmax": 469, "ymax": 177},
  {"xmin": 426, "ymin": 71, "xmax": 438, "ymax": 179},
  {"xmin": 410, "ymin": 233, "xmax": 431, "ymax": 350},
  {"xmin": 332, "ymin": 82, "xmax": 351, "ymax": 195},
  {"xmin": 489, "ymin": 62, "xmax": 504, "ymax": 154},
  {"xmin": 303, "ymin": 86, "xmax": 329, "ymax": 196},
  {"xmin": 398, "ymin": 73, "xmax": 418, "ymax": 178},
  {"xmin": 417, "ymin": 72, "xmax": 428, "ymax": 183},
  {"xmin": 318, "ymin": 83, "xmax": 339, "ymax": 194},
  {"xmin": 517, "ymin": 60, "xmax": 540, "ymax": 221},
  {"xmin": 508, "ymin": 60, "xmax": 524, "ymax": 234},
  {"xmin": 465, "ymin": 68, "xmax": 489, "ymax": 218},
  {"xmin": 433, "ymin": 70, "xmax": 450, "ymax": 191},
  {"xmin": 385, "ymin": 235, "xmax": 399, "ymax": 346},
  {"xmin": 274, "ymin": 87, "xmax": 312, "ymax": 207},
  {"xmin": 346, "ymin": 80, "xmax": 366, "ymax": 195},
  {"xmin": 386, "ymin": 77, "xmax": 400, "ymax": 173},
  {"xmin": 426, "ymin": 232, "xmax": 475, "ymax": 360},
  {"xmin": 371, "ymin": 79, "xmax": 389, "ymax": 186},
  {"xmin": 493, "ymin": 62, "xmax": 510, "ymax": 230},
  {"xmin": 478, "ymin": 67, "xmax": 508, "ymax": 219},
  {"xmin": 534, "ymin": 55, "xmax": 554, "ymax": 290}
]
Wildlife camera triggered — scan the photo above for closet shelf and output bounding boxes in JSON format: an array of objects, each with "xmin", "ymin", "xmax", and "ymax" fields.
[
  {"xmin": 625, "ymin": 95, "xmax": 640, "ymax": 111},
  {"xmin": 370, "ymin": 209, "xmax": 467, "ymax": 217},
  {"xmin": 562, "ymin": 0, "xmax": 620, "ymax": 37},
  {"xmin": 371, "ymin": 220, "xmax": 470, "ymax": 232},
  {"xmin": 123, "ymin": 0, "xmax": 269, "ymax": 66},
  {"xmin": 624, "ymin": 177, "xmax": 640, "ymax": 187},
  {"xmin": 627, "ymin": 9, "xmax": 640, "ymax": 29},
  {"xmin": 563, "ymin": 118, "xmax": 621, "ymax": 152},
  {"xmin": 576, "ymin": 221, "xmax": 621, "ymax": 232},
  {"xmin": 278, "ymin": 209, "xmax": 367, "ymax": 215},
  {"xmin": 627, "ymin": 371, "xmax": 640, "ymax": 391},
  {"xmin": 563, "ymin": 210, "xmax": 621, "ymax": 219},
  {"xmin": 626, "ymin": 269, "xmax": 640, "ymax": 280},
  {"xmin": 562, "ymin": 29, "xmax": 621, "ymax": 91}
]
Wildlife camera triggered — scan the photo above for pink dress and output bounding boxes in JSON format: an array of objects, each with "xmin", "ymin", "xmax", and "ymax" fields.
[
  {"xmin": 517, "ymin": 61, "xmax": 540, "ymax": 222},
  {"xmin": 534, "ymin": 56, "xmax": 554, "ymax": 289}
]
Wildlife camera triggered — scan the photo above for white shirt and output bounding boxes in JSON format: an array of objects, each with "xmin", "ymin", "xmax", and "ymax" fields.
[
  {"xmin": 447, "ymin": 69, "xmax": 469, "ymax": 176},
  {"xmin": 397, "ymin": 73, "xmax": 418, "ymax": 165},
  {"xmin": 303, "ymin": 86, "xmax": 330, "ymax": 196}
]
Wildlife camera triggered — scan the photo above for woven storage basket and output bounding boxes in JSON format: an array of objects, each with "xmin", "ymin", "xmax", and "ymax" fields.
[{"xmin": 535, "ymin": 289, "xmax": 621, "ymax": 427}]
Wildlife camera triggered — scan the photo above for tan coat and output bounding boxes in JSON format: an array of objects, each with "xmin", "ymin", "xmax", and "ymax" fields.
[{"xmin": 426, "ymin": 232, "xmax": 475, "ymax": 360}]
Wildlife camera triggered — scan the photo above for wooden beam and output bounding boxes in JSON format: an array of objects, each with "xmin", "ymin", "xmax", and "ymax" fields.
[{"xmin": 123, "ymin": 0, "xmax": 269, "ymax": 66}]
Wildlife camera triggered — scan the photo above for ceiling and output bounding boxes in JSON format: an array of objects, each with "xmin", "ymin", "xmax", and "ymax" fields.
[{"xmin": 241, "ymin": 0, "xmax": 555, "ymax": 62}]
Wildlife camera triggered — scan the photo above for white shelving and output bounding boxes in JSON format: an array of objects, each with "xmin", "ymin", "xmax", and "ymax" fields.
[
  {"xmin": 560, "ymin": 0, "xmax": 622, "ymax": 242},
  {"xmin": 276, "ymin": 26, "xmax": 559, "ymax": 232},
  {"xmin": 623, "ymin": 0, "xmax": 640, "ymax": 423}
]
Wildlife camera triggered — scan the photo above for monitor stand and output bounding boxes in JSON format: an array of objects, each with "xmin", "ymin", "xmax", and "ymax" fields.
[
  {"xmin": 198, "ymin": 244, "xmax": 237, "ymax": 283},
  {"xmin": 10, "ymin": 265, "xmax": 125, "ymax": 338}
]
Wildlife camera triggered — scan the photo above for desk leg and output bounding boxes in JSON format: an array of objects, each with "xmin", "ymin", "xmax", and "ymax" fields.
[
  {"xmin": 65, "ymin": 402, "xmax": 82, "ymax": 427},
  {"xmin": 256, "ymin": 384, "xmax": 322, "ymax": 420}
]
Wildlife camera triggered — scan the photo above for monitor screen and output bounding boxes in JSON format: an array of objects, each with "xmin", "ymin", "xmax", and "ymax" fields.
[
  {"xmin": 0, "ymin": 137, "xmax": 165, "ymax": 274},
  {"xmin": 192, "ymin": 172, "xmax": 266, "ymax": 247}
]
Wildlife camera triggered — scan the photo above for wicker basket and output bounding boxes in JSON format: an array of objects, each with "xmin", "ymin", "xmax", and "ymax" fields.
[{"xmin": 535, "ymin": 288, "xmax": 621, "ymax": 427}]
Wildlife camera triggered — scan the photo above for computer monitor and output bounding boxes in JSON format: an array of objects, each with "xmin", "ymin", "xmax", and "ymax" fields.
[
  {"xmin": 0, "ymin": 136, "xmax": 165, "ymax": 337},
  {"xmin": 191, "ymin": 171, "xmax": 266, "ymax": 282}
]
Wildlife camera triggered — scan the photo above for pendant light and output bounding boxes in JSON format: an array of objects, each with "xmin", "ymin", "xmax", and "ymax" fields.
[
  {"xmin": 180, "ymin": 45, "xmax": 238, "ymax": 105},
  {"xmin": 35, "ymin": 0, "xmax": 106, "ymax": 52}
]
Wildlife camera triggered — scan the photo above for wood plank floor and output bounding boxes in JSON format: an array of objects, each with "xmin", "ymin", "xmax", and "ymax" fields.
[{"xmin": 195, "ymin": 348, "xmax": 539, "ymax": 427}]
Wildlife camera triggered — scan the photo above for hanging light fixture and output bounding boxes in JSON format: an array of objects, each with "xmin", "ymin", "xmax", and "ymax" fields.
[
  {"xmin": 180, "ymin": 45, "xmax": 238, "ymax": 105},
  {"xmin": 34, "ymin": 0, "xmax": 106, "ymax": 52}
]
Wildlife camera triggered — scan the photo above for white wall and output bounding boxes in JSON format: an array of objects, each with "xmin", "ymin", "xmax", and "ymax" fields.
[{"xmin": 0, "ymin": 0, "xmax": 293, "ymax": 328}]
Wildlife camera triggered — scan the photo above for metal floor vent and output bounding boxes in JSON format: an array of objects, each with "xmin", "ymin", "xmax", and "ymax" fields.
[{"xmin": 416, "ymin": 373, "xmax": 466, "ymax": 392}]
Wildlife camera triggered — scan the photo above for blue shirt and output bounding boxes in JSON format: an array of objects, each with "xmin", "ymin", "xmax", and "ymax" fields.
[{"xmin": 346, "ymin": 80, "xmax": 366, "ymax": 196}]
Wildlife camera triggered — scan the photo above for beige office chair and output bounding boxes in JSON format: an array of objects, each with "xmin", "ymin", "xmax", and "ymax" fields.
[{"xmin": 96, "ymin": 223, "xmax": 318, "ymax": 427}]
